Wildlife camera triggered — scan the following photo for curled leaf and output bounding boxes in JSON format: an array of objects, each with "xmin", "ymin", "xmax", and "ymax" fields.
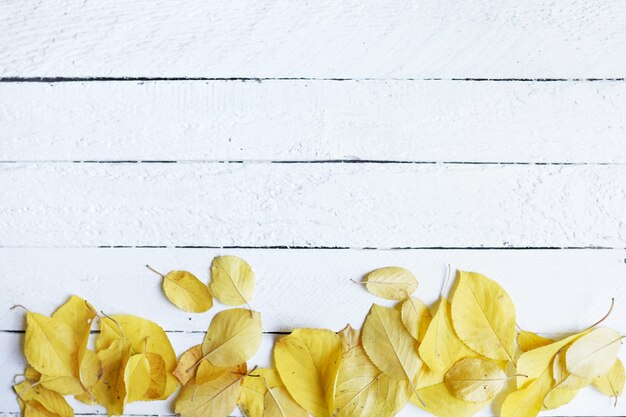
[
  {"xmin": 362, "ymin": 267, "xmax": 418, "ymax": 300},
  {"xmin": 444, "ymin": 357, "xmax": 506, "ymax": 403},
  {"xmin": 210, "ymin": 255, "xmax": 255, "ymax": 306},
  {"xmin": 173, "ymin": 345, "xmax": 203, "ymax": 386}
]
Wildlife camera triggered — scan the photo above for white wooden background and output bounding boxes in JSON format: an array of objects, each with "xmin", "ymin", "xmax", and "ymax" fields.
[{"xmin": 1, "ymin": 1, "xmax": 625, "ymax": 416}]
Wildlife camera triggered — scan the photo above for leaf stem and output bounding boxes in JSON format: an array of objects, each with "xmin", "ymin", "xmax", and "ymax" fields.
[
  {"xmin": 146, "ymin": 264, "xmax": 165, "ymax": 277},
  {"xmin": 585, "ymin": 298, "xmax": 615, "ymax": 330}
]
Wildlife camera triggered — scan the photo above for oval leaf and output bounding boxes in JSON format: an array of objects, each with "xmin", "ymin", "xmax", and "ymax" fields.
[
  {"xmin": 400, "ymin": 297, "xmax": 432, "ymax": 342},
  {"xmin": 566, "ymin": 327, "xmax": 623, "ymax": 379},
  {"xmin": 363, "ymin": 267, "xmax": 418, "ymax": 300},
  {"xmin": 593, "ymin": 359, "xmax": 624, "ymax": 404},
  {"xmin": 201, "ymin": 308, "xmax": 262, "ymax": 367},
  {"xmin": 451, "ymin": 271, "xmax": 516, "ymax": 362},
  {"xmin": 162, "ymin": 270, "xmax": 213, "ymax": 313},
  {"xmin": 25, "ymin": 313, "xmax": 78, "ymax": 378},
  {"xmin": 444, "ymin": 357, "xmax": 506, "ymax": 403},
  {"xmin": 210, "ymin": 255, "xmax": 255, "ymax": 306},
  {"xmin": 264, "ymin": 386, "xmax": 308, "ymax": 417}
]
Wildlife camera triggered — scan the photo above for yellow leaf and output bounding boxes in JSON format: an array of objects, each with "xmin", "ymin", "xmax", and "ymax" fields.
[
  {"xmin": 201, "ymin": 308, "xmax": 262, "ymax": 367},
  {"xmin": 99, "ymin": 315, "xmax": 179, "ymax": 400},
  {"xmin": 362, "ymin": 304, "xmax": 423, "ymax": 405},
  {"xmin": 274, "ymin": 328, "xmax": 342, "ymax": 417},
  {"xmin": 334, "ymin": 329, "xmax": 410, "ymax": 417},
  {"xmin": 444, "ymin": 357, "xmax": 506, "ymax": 403},
  {"xmin": 24, "ymin": 401, "xmax": 58, "ymax": 417},
  {"xmin": 157, "ymin": 269, "xmax": 213, "ymax": 313},
  {"xmin": 362, "ymin": 266, "xmax": 418, "ymax": 300},
  {"xmin": 593, "ymin": 359, "xmax": 624, "ymax": 405},
  {"xmin": 419, "ymin": 298, "xmax": 477, "ymax": 374},
  {"xmin": 24, "ymin": 366, "xmax": 41, "ymax": 382},
  {"xmin": 73, "ymin": 349, "xmax": 101, "ymax": 404},
  {"xmin": 196, "ymin": 360, "xmax": 232, "ymax": 386},
  {"xmin": 543, "ymin": 385, "xmax": 579, "ymax": 410},
  {"xmin": 551, "ymin": 350, "xmax": 591, "ymax": 390},
  {"xmin": 338, "ymin": 324, "xmax": 360, "ymax": 352},
  {"xmin": 93, "ymin": 338, "xmax": 130, "ymax": 416},
  {"xmin": 450, "ymin": 271, "xmax": 516, "ymax": 362},
  {"xmin": 39, "ymin": 375, "xmax": 84, "ymax": 396},
  {"xmin": 144, "ymin": 352, "xmax": 167, "ymax": 400},
  {"xmin": 516, "ymin": 331, "xmax": 588, "ymax": 388},
  {"xmin": 124, "ymin": 353, "xmax": 151, "ymax": 403},
  {"xmin": 566, "ymin": 327, "xmax": 624, "ymax": 379},
  {"xmin": 400, "ymin": 297, "xmax": 432, "ymax": 342},
  {"xmin": 501, "ymin": 367, "xmax": 552, "ymax": 417},
  {"xmin": 174, "ymin": 345, "xmax": 203, "ymax": 386},
  {"xmin": 175, "ymin": 363, "xmax": 246, "ymax": 417},
  {"xmin": 517, "ymin": 331, "xmax": 554, "ymax": 352},
  {"xmin": 24, "ymin": 312, "xmax": 78, "ymax": 377},
  {"xmin": 237, "ymin": 368, "xmax": 300, "ymax": 417},
  {"xmin": 210, "ymin": 255, "xmax": 255, "ymax": 306},
  {"xmin": 13, "ymin": 381, "xmax": 73, "ymax": 417},
  {"xmin": 264, "ymin": 386, "xmax": 308, "ymax": 417},
  {"xmin": 410, "ymin": 382, "xmax": 490, "ymax": 417}
]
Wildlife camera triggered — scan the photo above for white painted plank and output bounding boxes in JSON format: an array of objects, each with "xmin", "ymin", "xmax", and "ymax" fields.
[
  {"xmin": 1, "ymin": 331, "xmax": 625, "ymax": 416},
  {"xmin": 2, "ymin": 80, "xmax": 626, "ymax": 163},
  {"xmin": 1, "ymin": 163, "xmax": 625, "ymax": 247},
  {"xmin": 1, "ymin": 248, "xmax": 624, "ymax": 334},
  {"xmin": 1, "ymin": 1, "xmax": 626, "ymax": 78}
]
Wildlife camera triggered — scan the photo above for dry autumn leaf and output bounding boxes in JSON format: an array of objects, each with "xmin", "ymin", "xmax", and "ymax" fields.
[
  {"xmin": 210, "ymin": 255, "xmax": 255, "ymax": 306},
  {"xmin": 13, "ymin": 381, "xmax": 74, "ymax": 417},
  {"xmin": 566, "ymin": 327, "xmax": 624, "ymax": 379},
  {"xmin": 144, "ymin": 352, "xmax": 167, "ymax": 400},
  {"xmin": 124, "ymin": 353, "xmax": 151, "ymax": 403},
  {"xmin": 516, "ymin": 330, "xmax": 554, "ymax": 352},
  {"xmin": 593, "ymin": 359, "xmax": 624, "ymax": 405},
  {"xmin": 400, "ymin": 297, "xmax": 432, "ymax": 342},
  {"xmin": 501, "ymin": 367, "xmax": 552, "ymax": 417},
  {"xmin": 451, "ymin": 271, "xmax": 516, "ymax": 362},
  {"xmin": 24, "ymin": 312, "xmax": 78, "ymax": 378},
  {"xmin": 444, "ymin": 357, "xmax": 506, "ymax": 403},
  {"xmin": 274, "ymin": 328, "xmax": 342, "ymax": 417},
  {"xmin": 147, "ymin": 266, "xmax": 213, "ymax": 313},
  {"xmin": 237, "ymin": 367, "xmax": 282, "ymax": 417},
  {"xmin": 264, "ymin": 386, "xmax": 309, "ymax": 417},
  {"xmin": 411, "ymin": 382, "xmax": 490, "ymax": 417},
  {"xmin": 173, "ymin": 345, "xmax": 203, "ymax": 386},
  {"xmin": 360, "ymin": 267, "xmax": 418, "ymax": 300}
]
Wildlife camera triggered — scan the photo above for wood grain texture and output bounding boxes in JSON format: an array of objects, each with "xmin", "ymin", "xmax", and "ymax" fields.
[
  {"xmin": 1, "ymin": 163, "xmax": 625, "ymax": 248},
  {"xmin": 1, "ymin": 0, "xmax": 626, "ymax": 78},
  {"xmin": 3, "ymin": 80, "xmax": 626, "ymax": 163}
]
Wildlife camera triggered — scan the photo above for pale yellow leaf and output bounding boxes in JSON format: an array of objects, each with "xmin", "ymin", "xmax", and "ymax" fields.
[
  {"xmin": 175, "ymin": 363, "xmax": 247, "ymax": 417},
  {"xmin": 124, "ymin": 353, "xmax": 151, "ymax": 403},
  {"xmin": 418, "ymin": 298, "xmax": 476, "ymax": 373},
  {"xmin": 160, "ymin": 270, "xmax": 213, "ymax": 313},
  {"xmin": 552, "ymin": 350, "xmax": 591, "ymax": 390},
  {"xmin": 400, "ymin": 297, "xmax": 432, "ymax": 342},
  {"xmin": 444, "ymin": 357, "xmax": 506, "ymax": 403},
  {"xmin": 410, "ymin": 382, "xmax": 490, "ymax": 417},
  {"xmin": 501, "ymin": 367, "xmax": 552, "ymax": 417},
  {"xmin": 593, "ymin": 359, "xmax": 624, "ymax": 404},
  {"xmin": 210, "ymin": 255, "xmax": 255, "ymax": 306},
  {"xmin": 174, "ymin": 345, "xmax": 203, "ymax": 386},
  {"xmin": 517, "ymin": 331, "xmax": 554, "ymax": 352},
  {"xmin": 543, "ymin": 385, "xmax": 579, "ymax": 410},
  {"xmin": 264, "ymin": 386, "xmax": 308, "ymax": 417},
  {"xmin": 338, "ymin": 324, "xmax": 361, "ymax": 352},
  {"xmin": 13, "ymin": 381, "xmax": 74, "ymax": 417},
  {"xmin": 566, "ymin": 327, "xmax": 624, "ymax": 379},
  {"xmin": 274, "ymin": 328, "xmax": 342, "ymax": 417},
  {"xmin": 450, "ymin": 271, "xmax": 516, "ymax": 362},
  {"xmin": 201, "ymin": 308, "xmax": 262, "ymax": 367},
  {"xmin": 363, "ymin": 266, "xmax": 418, "ymax": 300},
  {"xmin": 24, "ymin": 313, "xmax": 78, "ymax": 377}
]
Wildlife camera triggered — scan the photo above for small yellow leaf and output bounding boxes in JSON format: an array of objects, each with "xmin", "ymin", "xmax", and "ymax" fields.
[
  {"xmin": 517, "ymin": 331, "xmax": 554, "ymax": 352},
  {"xmin": 160, "ymin": 270, "xmax": 213, "ymax": 313},
  {"xmin": 410, "ymin": 382, "xmax": 490, "ymax": 417},
  {"xmin": 400, "ymin": 297, "xmax": 432, "ymax": 342},
  {"xmin": 501, "ymin": 367, "xmax": 552, "ymax": 417},
  {"xmin": 444, "ymin": 357, "xmax": 506, "ymax": 403},
  {"xmin": 566, "ymin": 327, "xmax": 624, "ymax": 379},
  {"xmin": 552, "ymin": 350, "xmax": 591, "ymax": 390},
  {"xmin": 144, "ymin": 352, "xmax": 167, "ymax": 400},
  {"xmin": 593, "ymin": 359, "xmax": 624, "ymax": 404},
  {"xmin": 175, "ymin": 363, "xmax": 246, "ymax": 417},
  {"xmin": 363, "ymin": 266, "xmax": 418, "ymax": 300},
  {"xmin": 93, "ymin": 338, "xmax": 130, "ymax": 416},
  {"xmin": 124, "ymin": 353, "xmax": 151, "ymax": 403},
  {"xmin": 451, "ymin": 271, "xmax": 516, "ymax": 362},
  {"xmin": 201, "ymin": 308, "xmax": 262, "ymax": 367},
  {"xmin": 334, "ymin": 329, "xmax": 410, "ymax": 417},
  {"xmin": 362, "ymin": 304, "xmax": 423, "ymax": 404},
  {"xmin": 418, "ymin": 298, "xmax": 476, "ymax": 374},
  {"xmin": 210, "ymin": 255, "xmax": 255, "ymax": 306},
  {"xmin": 338, "ymin": 324, "xmax": 360, "ymax": 352},
  {"xmin": 237, "ymin": 368, "xmax": 278, "ymax": 417},
  {"xmin": 24, "ymin": 313, "xmax": 78, "ymax": 377},
  {"xmin": 24, "ymin": 366, "xmax": 41, "ymax": 382},
  {"xmin": 174, "ymin": 345, "xmax": 203, "ymax": 386},
  {"xmin": 543, "ymin": 385, "xmax": 579, "ymax": 410},
  {"xmin": 196, "ymin": 360, "xmax": 232, "ymax": 386},
  {"xmin": 13, "ymin": 381, "xmax": 74, "ymax": 417},
  {"xmin": 264, "ymin": 386, "xmax": 308, "ymax": 417},
  {"xmin": 274, "ymin": 328, "xmax": 342, "ymax": 417}
]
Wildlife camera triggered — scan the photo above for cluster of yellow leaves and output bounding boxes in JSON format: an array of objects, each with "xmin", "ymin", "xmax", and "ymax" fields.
[{"xmin": 13, "ymin": 258, "xmax": 624, "ymax": 417}]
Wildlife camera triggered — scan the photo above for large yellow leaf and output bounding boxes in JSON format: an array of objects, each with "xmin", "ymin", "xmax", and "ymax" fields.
[
  {"xmin": 13, "ymin": 381, "xmax": 73, "ymax": 417},
  {"xmin": 418, "ymin": 298, "xmax": 476, "ymax": 374},
  {"xmin": 24, "ymin": 401, "xmax": 58, "ymax": 417},
  {"xmin": 124, "ymin": 353, "xmax": 151, "ymax": 403},
  {"xmin": 98, "ymin": 315, "xmax": 179, "ymax": 400},
  {"xmin": 174, "ymin": 345, "xmax": 203, "ymax": 386},
  {"xmin": 156, "ymin": 269, "xmax": 213, "ymax": 313},
  {"xmin": 593, "ymin": 359, "xmax": 624, "ymax": 405},
  {"xmin": 237, "ymin": 367, "xmax": 305, "ymax": 417},
  {"xmin": 362, "ymin": 267, "xmax": 418, "ymax": 300},
  {"xmin": 501, "ymin": 367, "xmax": 552, "ymax": 417},
  {"xmin": 450, "ymin": 271, "xmax": 516, "ymax": 362},
  {"xmin": 201, "ymin": 308, "xmax": 262, "ymax": 367},
  {"xmin": 210, "ymin": 255, "xmax": 255, "ymax": 306},
  {"xmin": 566, "ymin": 327, "xmax": 623, "ymax": 379},
  {"xmin": 196, "ymin": 360, "xmax": 234, "ymax": 386},
  {"xmin": 551, "ymin": 350, "xmax": 591, "ymax": 390},
  {"xmin": 517, "ymin": 331, "xmax": 554, "ymax": 352},
  {"xmin": 444, "ymin": 357, "xmax": 506, "ymax": 403},
  {"xmin": 543, "ymin": 385, "xmax": 579, "ymax": 410},
  {"xmin": 24, "ymin": 313, "xmax": 78, "ymax": 377},
  {"xmin": 410, "ymin": 382, "xmax": 490, "ymax": 417},
  {"xmin": 274, "ymin": 328, "xmax": 342, "ymax": 417},
  {"xmin": 334, "ymin": 333, "xmax": 410, "ymax": 417},
  {"xmin": 362, "ymin": 304, "xmax": 423, "ymax": 404},
  {"xmin": 400, "ymin": 297, "xmax": 432, "ymax": 342},
  {"xmin": 264, "ymin": 386, "xmax": 308, "ymax": 417},
  {"xmin": 175, "ymin": 363, "xmax": 247, "ymax": 417}
]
